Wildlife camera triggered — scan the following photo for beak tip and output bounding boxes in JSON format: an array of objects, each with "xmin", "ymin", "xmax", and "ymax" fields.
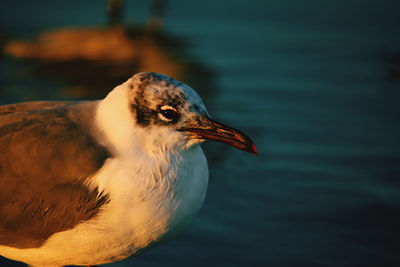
[{"xmin": 250, "ymin": 143, "xmax": 258, "ymax": 156}]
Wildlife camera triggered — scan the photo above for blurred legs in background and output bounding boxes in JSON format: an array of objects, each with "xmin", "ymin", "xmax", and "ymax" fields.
[{"xmin": 107, "ymin": 0, "xmax": 167, "ymax": 30}]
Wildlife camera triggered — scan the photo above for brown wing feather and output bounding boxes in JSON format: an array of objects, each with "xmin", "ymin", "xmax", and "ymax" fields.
[
  {"xmin": 0, "ymin": 101, "xmax": 73, "ymax": 116},
  {"xmin": 0, "ymin": 101, "xmax": 111, "ymax": 249}
]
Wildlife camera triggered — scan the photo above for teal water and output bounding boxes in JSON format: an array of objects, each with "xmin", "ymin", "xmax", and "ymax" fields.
[{"xmin": 1, "ymin": 0, "xmax": 400, "ymax": 266}]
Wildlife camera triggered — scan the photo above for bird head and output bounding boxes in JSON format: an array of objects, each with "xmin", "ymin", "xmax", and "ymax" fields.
[
  {"xmin": 125, "ymin": 72, "xmax": 257, "ymax": 155},
  {"xmin": 98, "ymin": 72, "xmax": 257, "ymax": 155}
]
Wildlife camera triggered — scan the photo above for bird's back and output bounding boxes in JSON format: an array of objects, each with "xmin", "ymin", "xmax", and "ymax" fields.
[{"xmin": 0, "ymin": 101, "xmax": 110, "ymax": 249}]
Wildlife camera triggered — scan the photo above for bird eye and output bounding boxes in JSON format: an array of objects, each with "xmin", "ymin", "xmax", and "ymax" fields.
[{"xmin": 158, "ymin": 106, "xmax": 180, "ymax": 122}]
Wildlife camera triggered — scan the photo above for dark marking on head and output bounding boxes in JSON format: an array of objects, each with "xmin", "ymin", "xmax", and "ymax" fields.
[
  {"xmin": 194, "ymin": 115, "xmax": 203, "ymax": 125},
  {"xmin": 128, "ymin": 72, "xmax": 190, "ymax": 127},
  {"xmin": 181, "ymin": 114, "xmax": 212, "ymax": 130},
  {"xmin": 130, "ymin": 103, "xmax": 156, "ymax": 126}
]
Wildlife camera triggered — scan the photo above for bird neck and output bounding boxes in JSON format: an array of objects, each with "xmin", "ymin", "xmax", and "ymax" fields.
[{"xmin": 96, "ymin": 82, "xmax": 136, "ymax": 155}]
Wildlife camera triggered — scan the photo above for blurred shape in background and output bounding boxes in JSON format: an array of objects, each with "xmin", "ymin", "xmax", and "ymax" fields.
[
  {"xmin": 107, "ymin": 0, "xmax": 124, "ymax": 26},
  {"xmin": 107, "ymin": 0, "xmax": 167, "ymax": 29},
  {"xmin": 2, "ymin": 0, "xmax": 213, "ymax": 100}
]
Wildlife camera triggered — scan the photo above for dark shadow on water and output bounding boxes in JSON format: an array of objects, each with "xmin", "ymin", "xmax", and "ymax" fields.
[
  {"xmin": 0, "ymin": 257, "xmax": 24, "ymax": 266},
  {"xmin": 384, "ymin": 51, "xmax": 400, "ymax": 82}
]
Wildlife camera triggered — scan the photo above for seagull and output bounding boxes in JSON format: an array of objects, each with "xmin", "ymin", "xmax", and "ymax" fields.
[{"xmin": 0, "ymin": 72, "xmax": 257, "ymax": 267}]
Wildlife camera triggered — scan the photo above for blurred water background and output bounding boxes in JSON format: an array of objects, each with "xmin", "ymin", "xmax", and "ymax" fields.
[{"xmin": 1, "ymin": 0, "xmax": 400, "ymax": 266}]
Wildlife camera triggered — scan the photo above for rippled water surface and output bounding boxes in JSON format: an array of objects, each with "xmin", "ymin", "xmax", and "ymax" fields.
[{"xmin": 1, "ymin": 0, "xmax": 400, "ymax": 266}]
